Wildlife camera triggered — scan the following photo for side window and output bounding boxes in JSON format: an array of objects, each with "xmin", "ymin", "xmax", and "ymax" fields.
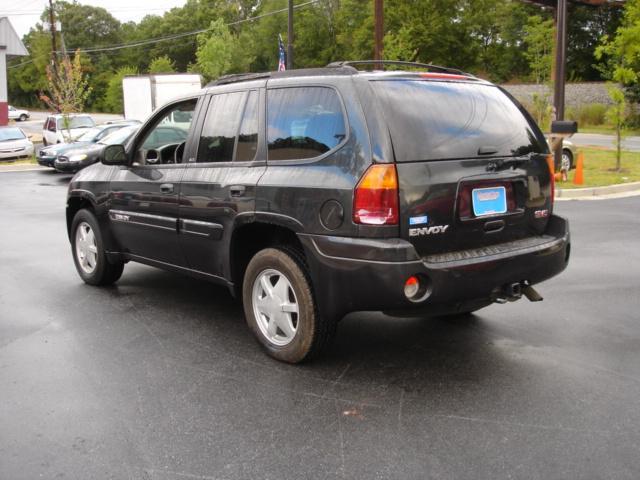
[
  {"xmin": 135, "ymin": 99, "xmax": 196, "ymax": 165},
  {"xmin": 96, "ymin": 127, "xmax": 114, "ymax": 141},
  {"xmin": 197, "ymin": 92, "xmax": 245, "ymax": 163},
  {"xmin": 236, "ymin": 91, "xmax": 259, "ymax": 162},
  {"xmin": 47, "ymin": 118, "xmax": 56, "ymax": 132},
  {"xmin": 267, "ymin": 87, "xmax": 346, "ymax": 161}
]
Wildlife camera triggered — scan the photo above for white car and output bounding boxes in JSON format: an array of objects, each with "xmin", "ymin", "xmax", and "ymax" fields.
[
  {"xmin": 42, "ymin": 114, "xmax": 95, "ymax": 145},
  {"xmin": 0, "ymin": 126, "xmax": 34, "ymax": 160},
  {"xmin": 8, "ymin": 105, "xmax": 30, "ymax": 122}
]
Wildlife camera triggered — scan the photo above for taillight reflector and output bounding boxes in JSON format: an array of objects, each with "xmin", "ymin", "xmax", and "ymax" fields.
[
  {"xmin": 353, "ymin": 164, "xmax": 399, "ymax": 225},
  {"xmin": 546, "ymin": 154, "xmax": 555, "ymax": 206}
]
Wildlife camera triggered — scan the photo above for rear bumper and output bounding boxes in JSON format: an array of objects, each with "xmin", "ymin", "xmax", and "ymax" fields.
[{"xmin": 299, "ymin": 215, "xmax": 570, "ymax": 319}]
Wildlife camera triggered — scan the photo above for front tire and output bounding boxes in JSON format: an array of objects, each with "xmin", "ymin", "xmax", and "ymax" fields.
[
  {"xmin": 19, "ymin": 114, "xmax": 27, "ymax": 122},
  {"xmin": 71, "ymin": 209, "xmax": 124, "ymax": 286},
  {"xmin": 242, "ymin": 247, "xmax": 335, "ymax": 363}
]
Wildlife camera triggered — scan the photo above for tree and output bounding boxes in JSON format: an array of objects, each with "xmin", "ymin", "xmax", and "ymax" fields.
[
  {"xmin": 195, "ymin": 19, "xmax": 253, "ymax": 80},
  {"xmin": 523, "ymin": 15, "xmax": 554, "ymax": 84},
  {"xmin": 103, "ymin": 66, "xmax": 138, "ymax": 113},
  {"xmin": 605, "ymin": 85, "xmax": 627, "ymax": 172},
  {"xmin": 149, "ymin": 55, "xmax": 176, "ymax": 73},
  {"xmin": 596, "ymin": 0, "xmax": 640, "ymax": 102},
  {"xmin": 40, "ymin": 50, "xmax": 91, "ymax": 113},
  {"xmin": 39, "ymin": 50, "xmax": 92, "ymax": 138}
]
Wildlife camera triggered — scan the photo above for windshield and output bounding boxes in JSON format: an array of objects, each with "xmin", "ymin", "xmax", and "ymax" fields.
[
  {"xmin": 77, "ymin": 127, "xmax": 104, "ymax": 142},
  {"xmin": 0, "ymin": 128, "xmax": 26, "ymax": 142},
  {"xmin": 371, "ymin": 80, "xmax": 547, "ymax": 162},
  {"xmin": 56, "ymin": 116, "xmax": 95, "ymax": 130},
  {"xmin": 99, "ymin": 125, "xmax": 139, "ymax": 145}
]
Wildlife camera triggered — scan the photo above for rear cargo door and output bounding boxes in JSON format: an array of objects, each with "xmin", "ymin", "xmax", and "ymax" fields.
[{"xmin": 371, "ymin": 78, "xmax": 553, "ymax": 257}]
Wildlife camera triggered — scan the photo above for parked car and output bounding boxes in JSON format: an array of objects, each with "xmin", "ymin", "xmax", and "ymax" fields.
[
  {"xmin": 66, "ymin": 62, "xmax": 570, "ymax": 363},
  {"xmin": 8, "ymin": 105, "xmax": 30, "ymax": 122},
  {"xmin": 38, "ymin": 121, "xmax": 140, "ymax": 168},
  {"xmin": 0, "ymin": 126, "xmax": 34, "ymax": 160},
  {"xmin": 547, "ymin": 138, "xmax": 578, "ymax": 171},
  {"xmin": 54, "ymin": 124, "xmax": 142, "ymax": 173},
  {"xmin": 42, "ymin": 114, "xmax": 95, "ymax": 145}
]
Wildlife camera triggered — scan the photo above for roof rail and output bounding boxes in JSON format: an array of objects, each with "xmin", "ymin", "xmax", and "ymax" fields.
[
  {"xmin": 208, "ymin": 72, "xmax": 271, "ymax": 87},
  {"xmin": 326, "ymin": 60, "xmax": 475, "ymax": 77}
]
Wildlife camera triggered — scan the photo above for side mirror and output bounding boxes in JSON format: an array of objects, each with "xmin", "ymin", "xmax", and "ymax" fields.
[
  {"xmin": 551, "ymin": 120, "xmax": 578, "ymax": 136},
  {"xmin": 102, "ymin": 144, "xmax": 127, "ymax": 166}
]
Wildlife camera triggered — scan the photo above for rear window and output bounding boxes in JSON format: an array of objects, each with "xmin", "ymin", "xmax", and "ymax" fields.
[
  {"xmin": 267, "ymin": 87, "xmax": 346, "ymax": 161},
  {"xmin": 371, "ymin": 80, "xmax": 546, "ymax": 162},
  {"xmin": 56, "ymin": 116, "xmax": 95, "ymax": 130}
]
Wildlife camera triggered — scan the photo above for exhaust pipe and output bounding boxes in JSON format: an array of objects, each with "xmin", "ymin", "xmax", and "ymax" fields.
[{"xmin": 493, "ymin": 281, "xmax": 543, "ymax": 303}]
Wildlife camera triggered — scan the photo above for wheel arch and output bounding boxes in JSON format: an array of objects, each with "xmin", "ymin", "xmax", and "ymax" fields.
[{"xmin": 229, "ymin": 219, "xmax": 306, "ymax": 297}]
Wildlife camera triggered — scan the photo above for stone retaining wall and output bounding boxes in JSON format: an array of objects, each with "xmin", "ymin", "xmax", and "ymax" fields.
[{"xmin": 501, "ymin": 82, "xmax": 615, "ymax": 107}]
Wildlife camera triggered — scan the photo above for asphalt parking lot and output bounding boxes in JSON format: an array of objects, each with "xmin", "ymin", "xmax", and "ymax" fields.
[{"xmin": 1, "ymin": 170, "xmax": 639, "ymax": 480}]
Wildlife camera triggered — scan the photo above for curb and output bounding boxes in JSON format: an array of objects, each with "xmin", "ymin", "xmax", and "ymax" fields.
[
  {"xmin": 0, "ymin": 164, "xmax": 49, "ymax": 173},
  {"xmin": 557, "ymin": 181, "xmax": 640, "ymax": 200}
]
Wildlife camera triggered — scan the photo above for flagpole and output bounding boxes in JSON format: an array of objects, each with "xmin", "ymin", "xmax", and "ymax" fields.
[{"xmin": 287, "ymin": 0, "xmax": 294, "ymax": 69}]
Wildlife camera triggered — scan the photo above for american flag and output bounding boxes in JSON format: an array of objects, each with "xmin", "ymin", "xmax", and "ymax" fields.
[{"xmin": 278, "ymin": 34, "xmax": 286, "ymax": 71}]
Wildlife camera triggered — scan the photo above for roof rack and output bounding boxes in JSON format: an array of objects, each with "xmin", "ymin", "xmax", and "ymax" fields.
[
  {"xmin": 208, "ymin": 72, "xmax": 271, "ymax": 87},
  {"xmin": 326, "ymin": 60, "xmax": 474, "ymax": 77}
]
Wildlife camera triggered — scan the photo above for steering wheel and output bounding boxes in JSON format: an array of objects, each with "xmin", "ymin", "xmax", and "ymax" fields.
[{"xmin": 174, "ymin": 142, "xmax": 186, "ymax": 164}]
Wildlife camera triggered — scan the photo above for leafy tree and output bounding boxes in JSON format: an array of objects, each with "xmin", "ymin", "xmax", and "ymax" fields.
[
  {"xmin": 596, "ymin": 0, "xmax": 640, "ymax": 102},
  {"xmin": 103, "ymin": 66, "xmax": 138, "ymax": 113},
  {"xmin": 39, "ymin": 50, "xmax": 92, "ymax": 138},
  {"xmin": 523, "ymin": 15, "xmax": 554, "ymax": 84},
  {"xmin": 149, "ymin": 55, "xmax": 176, "ymax": 73},
  {"xmin": 39, "ymin": 50, "xmax": 91, "ymax": 114},
  {"xmin": 567, "ymin": 3, "xmax": 622, "ymax": 81},
  {"xmin": 195, "ymin": 18, "xmax": 253, "ymax": 80},
  {"xmin": 605, "ymin": 85, "xmax": 627, "ymax": 171}
]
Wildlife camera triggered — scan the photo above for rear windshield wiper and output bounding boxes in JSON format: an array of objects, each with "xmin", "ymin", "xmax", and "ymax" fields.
[{"xmin": 486, "ymin": 152, "xmax": 541, "ymax": 171}]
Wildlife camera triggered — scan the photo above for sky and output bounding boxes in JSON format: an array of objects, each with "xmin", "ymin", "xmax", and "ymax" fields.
[{"xmin": 1, "ymin": 0, "xmax": 188, "ymax": 38}]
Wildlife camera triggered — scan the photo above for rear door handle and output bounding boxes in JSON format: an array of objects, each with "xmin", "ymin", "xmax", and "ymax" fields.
[
  {"xmin": 160, "ymin": 183, "xmax": 174, "ymax": 194},
  {"xmin": 230, "ymin": 185, "xmax": 246, "ymax": 197}
]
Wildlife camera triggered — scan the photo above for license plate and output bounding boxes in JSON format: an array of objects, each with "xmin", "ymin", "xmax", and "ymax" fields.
[{"xmin": 472, "ymin": 186, "xmax": 507, "ymax": 216}]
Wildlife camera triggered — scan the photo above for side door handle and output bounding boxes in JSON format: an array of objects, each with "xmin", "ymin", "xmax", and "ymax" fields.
[
  {"xmin": 229, "ymin": 185, "xmax": 246, "ymax": 197},
  {"xmin": 160, "ymin": 183, "xmax": 174, "ymax": 194}
]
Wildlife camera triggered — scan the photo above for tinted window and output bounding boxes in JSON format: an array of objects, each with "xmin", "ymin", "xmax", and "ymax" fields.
[
  {"xmin": 371, "ymin": 80, "xmax": 546, "ymax": 162},
  {"xmin": 197, "ymin": 92, "xmax": 245, "ymax": 163},
  {"xmin": 236, "ymin": 91, "xmax": 259, "ymax": 162},
  {"xmin": 138, "ymin": 99, "xmax": 195, "ymax": 152},
  {"xmin": 267, "ymin": 87, "xmax": 346, "ymax": 161}
]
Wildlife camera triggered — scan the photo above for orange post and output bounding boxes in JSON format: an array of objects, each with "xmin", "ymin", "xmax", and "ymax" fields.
[{"xmin": 573, "ymin": 152, "xmax": 584, "ymax": 186}]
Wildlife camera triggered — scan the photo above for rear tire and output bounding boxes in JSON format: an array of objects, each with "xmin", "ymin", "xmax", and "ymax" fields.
[
  {"xmin": 562, "ymin": 149, "xmax": 574, "ymax": 170},
  {"xmin": 242, "ymin": 247, "xmax": 336, "ymax": 363},
  {"xmin": 19, "ymin": 114, "xmax": 27, "ymax": 122},
  {"xmin": 71, "ymin": 209, "xmax": 124, "ymax": 286}
]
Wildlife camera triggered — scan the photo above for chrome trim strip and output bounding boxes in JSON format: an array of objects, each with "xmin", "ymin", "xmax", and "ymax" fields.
[{"xmin": 109, "ymin": 209, "xmax": 175, "ymax": 223}]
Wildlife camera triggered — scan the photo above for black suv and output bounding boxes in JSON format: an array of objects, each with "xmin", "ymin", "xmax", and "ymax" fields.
[{"xmin": 66, "ymin": 61, "xmax": 570, "ymax": 363}]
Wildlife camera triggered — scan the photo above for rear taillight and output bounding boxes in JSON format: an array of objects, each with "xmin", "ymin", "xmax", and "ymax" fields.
[
  {"xmin": 353, "ymin": 164, "xmax": 399, "ymax": 225},
  {"xmin": 546, "ymin": 154, "xmax": 555, "ymax": 207}
]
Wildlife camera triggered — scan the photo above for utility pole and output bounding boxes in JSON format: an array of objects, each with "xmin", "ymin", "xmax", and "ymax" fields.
[
  {"xmin": 374, "ymin": 0, "xmax": 383, "ymax": 67},
  {"xmin": 287, "ymin": 0, "xmax": 294, "ymax": 69},
  {"xmin": 553, "ymin": 0, "xmax": 568, "ymax": 167},
  {"xmin": 48, "ymin": 0, "xmax": 57, "ymax": 72}
]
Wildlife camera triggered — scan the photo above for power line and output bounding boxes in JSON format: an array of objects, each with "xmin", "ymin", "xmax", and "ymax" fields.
[{"xmin": 7, "ymin": 0, "xmax": 321, "ymax": 69}]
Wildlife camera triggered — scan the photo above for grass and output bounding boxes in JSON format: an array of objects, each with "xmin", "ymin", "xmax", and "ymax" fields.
[
  {"xmin": 578, "ymin": 126, "xmax": 640, "ymax": 136},
  {"xmin": 558, "ymin": 147, "xmax": 640, "ymax": 189},
  {"xmin": 0, "ymin": 155, "xmax": 38, "ymax": 166}
]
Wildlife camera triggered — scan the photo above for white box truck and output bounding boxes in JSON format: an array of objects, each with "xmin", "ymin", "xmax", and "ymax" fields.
[{"xmin": 122, "ymin": 74, "xmax": 202, "ymax": 122}]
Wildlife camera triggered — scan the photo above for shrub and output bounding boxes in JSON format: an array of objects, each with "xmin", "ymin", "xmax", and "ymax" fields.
[{"xmin": 566, "ymin": 103, "xmax": 608, "ymax": 127}]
